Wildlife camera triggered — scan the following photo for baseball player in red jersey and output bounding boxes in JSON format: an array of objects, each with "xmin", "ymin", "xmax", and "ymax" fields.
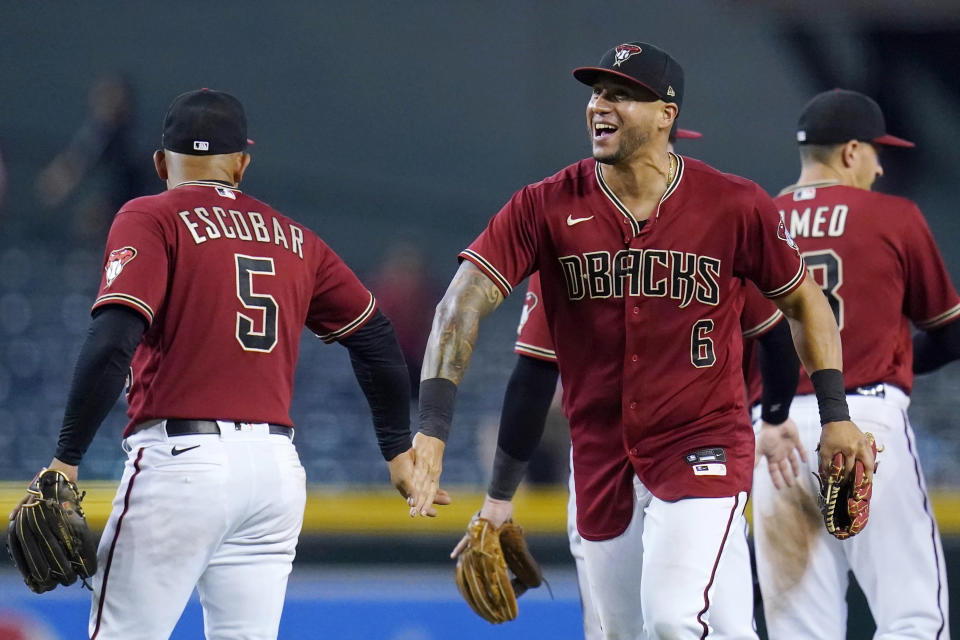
[
  {"xmin": 751, "ymin": 89, "xmax": 960, "ymax": 639},
  {"xmin": 413, "ymin": 42, "xmax": 873, "ymax": 638},
  {"xmin": 453, "ymin": 130, "xmax": 804, "ymax": 639},
  {"xmin": 457, "ymin": 270, "xmax": 799, "ymax": 639},
  {"xmin": 8, "ymin": 89, "xmax": 447, "ymax": 640}
]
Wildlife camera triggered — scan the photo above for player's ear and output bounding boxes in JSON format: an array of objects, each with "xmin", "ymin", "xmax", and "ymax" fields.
[
  {"xmin": 234, "ymin": 153, "xmax": 252, "ymax": 184},
  {"xmin": 841, "ymin": 140, "xmax": 859, "ymax": 168},
  {"xmin": 661, "ymin": 103, "xmax": 679, "ymax": 131},
  {"xmin": 153, "ymin": 150, "xmax": 168, "ymax": 180}
]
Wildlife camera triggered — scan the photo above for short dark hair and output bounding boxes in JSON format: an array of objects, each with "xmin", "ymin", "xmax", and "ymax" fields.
[{"xmin": 799, "ymin": 143, "xmax": 841, "ymax": 165}]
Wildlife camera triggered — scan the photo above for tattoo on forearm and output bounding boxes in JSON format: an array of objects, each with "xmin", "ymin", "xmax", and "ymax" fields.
[{"xmin": 422, "ymin": 265, "xmax": 504, "ymax": 385}]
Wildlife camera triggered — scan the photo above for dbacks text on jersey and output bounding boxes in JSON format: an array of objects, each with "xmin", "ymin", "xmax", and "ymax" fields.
[{"xmin": 559, "ymin": 248, "xmax": 720, "ymax": 307}]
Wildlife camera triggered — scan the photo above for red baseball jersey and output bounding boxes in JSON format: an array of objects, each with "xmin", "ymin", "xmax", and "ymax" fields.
[
  {"xmin": 513, "ymin": 272, "xmax": 556, "ymax": 362},
  {"xmin": 92, "ymin": 181, "xmax": 376, "ymax": 435},
  {"xmin": 776, "ymin": 182, "xmax": 960, "ymax": 395},
  {"xmin": 462, "ymin": 156, "xmax": 805, "ymax": 540},
  {"xmin": 516, "ymin": 272, "xmax": 782, "ymax": 376}
]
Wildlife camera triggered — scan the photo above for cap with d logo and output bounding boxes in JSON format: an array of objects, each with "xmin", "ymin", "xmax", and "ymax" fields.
[{"xmin": 573, "ymin": 42, "xmax": 684, "ymax": 110}]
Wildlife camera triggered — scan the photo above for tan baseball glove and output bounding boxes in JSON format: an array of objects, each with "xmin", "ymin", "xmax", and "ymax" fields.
[
  {"xmin": 7, "ymin": 469, "xmax": 98, "ymax": 593},
  {"xmin": 455, "ymin": 517, "xmax": 544, "ymax": 623},
  {"xmin": 818, "ymin": 432, "xmax": 878, "ymax": 540}
]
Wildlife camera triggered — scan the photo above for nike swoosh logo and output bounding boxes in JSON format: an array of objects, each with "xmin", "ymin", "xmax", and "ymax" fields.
[
  {"xmin": 566, "ymin": 214, "xmax": 594, "ymax": 226},
  {"xmin": 171, "ymin": 445, "xmax": 201, "ymax": 456}
]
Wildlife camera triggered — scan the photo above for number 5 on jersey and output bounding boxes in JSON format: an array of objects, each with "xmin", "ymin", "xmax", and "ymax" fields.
[{"xmin": 235, "ymin": 254, "xmax": 278, "ymax": 352}]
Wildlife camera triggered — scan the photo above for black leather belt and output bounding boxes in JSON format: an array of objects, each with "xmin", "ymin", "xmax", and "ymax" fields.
[{"xmin": 165, "ymin": 419, "xmax": 292, "ymax": 439}]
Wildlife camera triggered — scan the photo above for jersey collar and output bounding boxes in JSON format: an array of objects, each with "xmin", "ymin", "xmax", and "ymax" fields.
[
  {"xmin": 594, "ymin": 153, "xmax": 684, "ymax": 237},
  {"xmin": 777, "ymin": 180, "xmax": 840, "ymax": 197},
  {"xmin": 172, "ymin": 180, "xmax": 243, "ymax": 192}
]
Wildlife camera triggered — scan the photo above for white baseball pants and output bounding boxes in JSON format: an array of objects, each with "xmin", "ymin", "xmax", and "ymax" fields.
[
  {"xmin": 752, "ymin": 386, "xmax": 949, "ymax": 639},
  {"xmin": 580, "ymin": 473, "xmax": 757, "ymax": 639},
  {"xmin": 88, "ymin": 420, "xmax": 306, "ymax": 640}
]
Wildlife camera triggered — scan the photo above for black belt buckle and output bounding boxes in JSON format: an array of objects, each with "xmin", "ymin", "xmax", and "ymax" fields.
[{"xmin": 853, "ymin": 383, "xmax": 885, "ymax": 398}]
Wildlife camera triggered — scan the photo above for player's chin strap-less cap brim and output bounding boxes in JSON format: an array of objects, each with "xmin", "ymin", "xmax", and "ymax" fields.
[
  {"xmin": 162, "ymin": 88, "xmax": 255, "ymax": 156},
  {"xmin": 573, "ymin": 41, "xmax": 684, "ymax": 109},
  {"xmin": 796, "ymin": 88, "xmax": 914, "ymax": 148},
  {"xmin": 871, "ymin": 134, "xmax": 915, "ymax": 148},
  {"xmin": 674, "ymin": 128, "xmax": 701, "ymax": 140}
]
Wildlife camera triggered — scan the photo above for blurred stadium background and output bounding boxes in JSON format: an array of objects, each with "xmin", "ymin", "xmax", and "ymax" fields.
[{"xmin": 1, "ymin": 2, "xmax": 959, "ymax": 638}]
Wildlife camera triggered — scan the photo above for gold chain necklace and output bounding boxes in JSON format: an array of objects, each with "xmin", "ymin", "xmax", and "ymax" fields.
[{"xmin": 666, "ymin": 153, "xmax": 676, "ymax": 185}]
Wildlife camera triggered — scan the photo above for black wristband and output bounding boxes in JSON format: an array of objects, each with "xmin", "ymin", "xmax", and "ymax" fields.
[
  {"xmin": 488, "ymin": 447, "xmax": 529, "ymax": 501},
  {"xmin": 418, "ymin": 377, "xmax": 457, "ymax": 442},
  {"xmin": 810, "ymin": 369, "xmax": 850, "ymax": 425}
]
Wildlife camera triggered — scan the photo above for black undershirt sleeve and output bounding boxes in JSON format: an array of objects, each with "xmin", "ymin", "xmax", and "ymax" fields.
[
  {"xmin": 488, "ymin": 355, "xmax": 560, "ymax": 500},
  {"xmin": 339, "ymin": 310, "xmax": 412, "ymax": 461},
  {"xmin": 56, "ymin": 305, "xmax": 147, "ymax": 465},
  {"xmin": 756, "ymin": 319, "xmax": 800, "ymax": 425},
  {"xmin": 913, "ymin": 319, "xmax": 960, "ymax": 374}
]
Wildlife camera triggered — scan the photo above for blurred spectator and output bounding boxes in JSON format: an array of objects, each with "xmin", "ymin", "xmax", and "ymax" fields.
[
  {"xmin": 368, "ymin": 242, "xmax": 442, "ymax": 397},
  {"xmin": 35, "ymin": 73, "xmax": 148, "ymax": 243}
]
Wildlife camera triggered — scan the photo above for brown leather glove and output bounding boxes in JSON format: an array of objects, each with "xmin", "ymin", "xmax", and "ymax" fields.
[{"xmin": 455, "ymin": 518, "xmax": 543, "ymax": 623}]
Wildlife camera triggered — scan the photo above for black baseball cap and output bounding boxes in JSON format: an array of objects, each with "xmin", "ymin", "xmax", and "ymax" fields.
[
  {"xmin": 796, "ymin": 89, "xmax": 914, "ymax": 148},
  {"xmin": 161, "ymin": 88, "xmax": 253, "ymax": 155},
  {"xmin": 573, "ymin": 42, "xmax": 684, "ymax": 109}
]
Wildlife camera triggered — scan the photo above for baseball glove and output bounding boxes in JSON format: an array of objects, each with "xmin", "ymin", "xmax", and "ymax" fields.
[
  {"xmin": 818, "ymin": 433, "xmax": 878, "ymax": 540},
  {"xmin": 455, "ymin": 517, "xmax": 544, "ymax": 623},
  {"xmin": 6, "ymin": 469, "xmax": 98, "ymax": 593}
]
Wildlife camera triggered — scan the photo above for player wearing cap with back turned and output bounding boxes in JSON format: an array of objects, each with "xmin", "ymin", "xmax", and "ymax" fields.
[
  {"xmin": 751, "ymin": 89, "xmax": 960, "ymax": 639},
  {"xmin": 7, "ymin": 89, "xmax": 449, "ymax": 640},
  {"xmin": 411, "ymin": 42, "xmax": 874, "ymax": 638}
]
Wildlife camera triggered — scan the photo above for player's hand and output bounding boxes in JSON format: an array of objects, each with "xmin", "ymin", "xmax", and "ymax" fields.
[
  {"xmin": 409, "ymin": 432, "xmax": 446, "ymax": 518},
  {"xmin": 755, "ymin": 418, "xmax": 808, "ymax": 489},
  {"xmin": 818, "ymin": 420, "xmax": 876, "ymax": 483},
  {"xmin": 387, "ymin": 448, "xmax": 450, "ymax": 517},
  {"xmin": 451, "ymin": 495, "xmax": 514, "ymax": 558},
  {"xmin": 8, "ymin": 458, "xmax": 78, "ymax": 521}
]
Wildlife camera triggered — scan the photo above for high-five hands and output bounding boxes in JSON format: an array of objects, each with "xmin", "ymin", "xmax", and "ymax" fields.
[{"xmin": 387, "ymin": 438, "xmax": 451, "ymax": 517}]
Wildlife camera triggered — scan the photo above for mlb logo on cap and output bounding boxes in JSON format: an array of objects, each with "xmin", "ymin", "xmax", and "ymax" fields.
[
  {"xmin": 162, "ymin": 88, "xmax": 253, "ymax": 155},
  {"xmin": 796, "ymin": 89, "xmax": 914, "ymax": 148}
]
